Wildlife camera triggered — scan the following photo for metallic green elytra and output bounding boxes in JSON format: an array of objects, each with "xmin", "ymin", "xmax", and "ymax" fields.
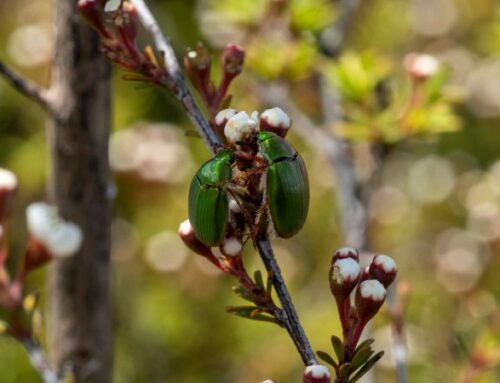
[
  {"xmin": 257, "ymin": 131, "xmax": 309, "ymax": 238},
  {"xmin": 188, "ymin": 150, "xmax": 233, "ymax": 246}
]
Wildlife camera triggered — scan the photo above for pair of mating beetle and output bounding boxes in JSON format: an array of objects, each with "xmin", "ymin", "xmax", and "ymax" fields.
[{"xmin": 188, "ymin": 127, "xmax": 310, "ymax": 248}]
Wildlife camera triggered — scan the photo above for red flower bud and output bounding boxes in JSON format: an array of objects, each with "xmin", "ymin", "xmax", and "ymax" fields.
[
  {"xmin": 222, "ymin": 43, "xmax": 245, "ymax": 78},
  {"xmin": 303, "ymin": 365, "xmax": 331, "ymax": 383},
  {"xmin": 78, "ymin": 0, "xmax": 111, "ymax": 38},
  {"xmin": 332, "ymin": 247, "xmax": 359, "ymax": 263},
  {"xmin": 0, "ymin": 168, "xmax": 17, "ymax": 222},
  {"xmin": 329, "ymin": 258, "xmax": 360, "ymax": 302},
  {"xmin": 369, "ymin": 254, "xmax": 397, "ymax": 288},
  {"xmin": 260, "ymin": 107, "xmax": 291, "ymax": 138},
  {"xmin": 178, "ymin": 219, "xmax": 213, "ymax": 258},
  {"xmin": 355, "ymin": 279, "xmax": 386, "ymax": 322}
]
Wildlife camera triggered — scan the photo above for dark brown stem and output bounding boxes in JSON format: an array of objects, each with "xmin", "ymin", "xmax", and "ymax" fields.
[
  {"xmin": 131, "ymin": 0, "xmax": 316, "ymax": 366},
  {"xmin": 256, "ymin": 238, "xmax": 317, "ymax": 365},
  {"xmin": 47, "ymin": 1, "xmax": 112, "ymax": 382},
  {"xmin": 0, "ymin": 61, "xmax": 54, "ymax": 114},
  {"xmin": 130, "ymin": 0, "xmax": 223, "ymax": 153}
]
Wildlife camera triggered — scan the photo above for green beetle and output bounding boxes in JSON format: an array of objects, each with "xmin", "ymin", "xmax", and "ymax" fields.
[
  {"xmin": 257, "ymin": 131, "xmax": 309, "ymax": 238},
  {"xmin": 188, "ymin": 150, "xmax": 233, "ymax": 246}
]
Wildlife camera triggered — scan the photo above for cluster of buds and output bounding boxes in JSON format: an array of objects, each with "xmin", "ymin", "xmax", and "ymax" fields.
[
  {"xmin": 184, "ymin": 43, "xmax": 245, "ymax": 117},
  {"xmin": 0, "ymin": 168, "xmax": 83, "ymax": 339},
  {"xmin": 321, "ymin": 248, "xmax": 397, "ymax": 381},
  {"xmin": 78, "ymin": 0, "xmax": 171, "ymax": 86},
  {"xmin": 179, "ymin": 218, "xmax": 281, "ymax": 325},
  {"xmin": 214, "ymin": 107, "xmax": 292, "ymax": 145}
]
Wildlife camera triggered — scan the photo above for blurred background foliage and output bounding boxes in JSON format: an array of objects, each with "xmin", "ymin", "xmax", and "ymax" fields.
[{"xmin": 1, "ymin": 0, "xmax": 500, "ymax": 382}]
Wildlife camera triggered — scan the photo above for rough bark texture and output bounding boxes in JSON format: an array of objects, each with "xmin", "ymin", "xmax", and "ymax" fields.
[{"xmin": 47, "ymin": 1, "xmax": 112, "ymax": 382}]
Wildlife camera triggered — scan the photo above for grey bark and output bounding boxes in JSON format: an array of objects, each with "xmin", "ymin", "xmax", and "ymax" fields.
[{"xmin": 47, "ymin": 1, "xmax": 112, "ymax": 382}]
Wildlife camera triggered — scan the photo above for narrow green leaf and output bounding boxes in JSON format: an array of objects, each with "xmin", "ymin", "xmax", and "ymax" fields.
[
  {"xmin": 231, "ymin": 286, "xmax": 256, "ymax": 303},
  {"xmin": 349, "ymin": 347, "xmax": 375, "ymax": 373},
  {"xmin": 350, "ymin": 351, "xmax": 384, "ymax": 383},
  {"xmin": 354, "ymin": 339, "xmax": 375, "ymax": 354},
  {"xmin": 316, "ymin": 350, "xmax": 338, "ymax": 368},
  {"xmin": 331, "ymin": 335, "xmax": 345, "ymax": 363},
  {"xmin": 226, "ymin": 306, "xmax": 282, "ymax": 326},
  {"xmin": 254, "ymin": 270, "xmax": 265, "ymax": 290}
]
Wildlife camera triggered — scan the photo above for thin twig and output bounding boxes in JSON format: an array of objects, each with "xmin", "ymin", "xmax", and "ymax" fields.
[
  {"xmin": 387, "ymin": 283, "xmax": 408, "ymax": 383},
  {"xmin": 256, "ymin": 238, "xmax": 317, "ymax": 365},
  {"xmin": 22, "ymin": 339, "xmax": 61, "ymax": 383},
  {"xmin": 131, "ymin": 0, "xmax": 316, "ymax": 367},
  {"xmin": 320, "ymin": 0, "xmax": 361, "ymax": 58},
  {"xmin": 0, "ymin": 61, "xmax": 53, "ymax": 114},
  {"xmin": 130, "ymin": 0, "xmax": 222, "ymax": 153}
]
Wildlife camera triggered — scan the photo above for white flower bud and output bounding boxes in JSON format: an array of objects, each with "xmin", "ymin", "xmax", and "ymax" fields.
[
  {"xmin": 373, "ymin": 254, "xmax": 397, "ymax": 273},
  {"xmin": 369, "ymin": 254, "xmax": 397, "ymax": 287},
  {"xmin": 222, "ymin": 237, "xmax": 242, "ymax": 256},
  {"xmin": 404, "ymin": 53, "xmax": 439, "ymax": 79},
  {"xmin": 26, "ymin": 202, "xmax": 83, "ymax": 258},
  {"xmin": 359, "ymin": 279, "xmax": 386, "ymax": 302},
  {"xmin": 260, "ymin": 107, "xmax": 291, "ymax": 137},
  {"xmin": 333, "ymin": 258, "xmax": 361, "ymax": 284},
  {"xmin": 0, "ymin": 168, "xmax": 17, "ymax": 191},
  {"xmin": 214, "ymin": 108, "xmax": 237, "ymax": 128},
  {"xmin": 224, "ymin": 111, "xmax": 257, "ymax": 144},
  {"xmin": 303, "ymin": 365, "xmax": 331, "ymax": 383},
  {"xmin": 261, "ymin": 107, "xmax": 291, "ymax": 129}
]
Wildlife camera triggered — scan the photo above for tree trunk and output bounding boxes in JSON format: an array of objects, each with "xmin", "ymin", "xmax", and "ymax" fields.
[{"xmin": 47, "ymin": 1, "xmax": 112, "ymax": 382}]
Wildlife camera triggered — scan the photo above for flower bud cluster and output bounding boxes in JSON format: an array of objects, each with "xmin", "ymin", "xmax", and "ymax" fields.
[
  {"xmin": 214, "ymin": 107, "xmax": 292, "ymax": 145},
  {"xmin": 0, "ymin": 169, "xmax": 83, "ymax": 340},
  {"xmin": 329, "ymin": 248, "xmax": 398, "ymax": 358},
  {"xmin": 184, "ymin": 43, "xmax": 245, "ymax": 116}
]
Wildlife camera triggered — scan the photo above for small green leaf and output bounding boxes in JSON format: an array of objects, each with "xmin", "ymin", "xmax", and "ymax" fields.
[
  {"xmin": 349, "ymin": 347, "xmax": 375, "ymax": 373},
  {"xmin": 350, "ymin": 351, "xmax": 385, "ymax": 383},
  {"xmin": 331, "ymin": 335, "xmax": 345, "ymax": 363},
  {"xmin": 226, "ymin": 306, "xmax": 281, "ymax": 326},
  {"xmin": 355, "ymin": 339, "xmax": 375, "ymax": 354},
  {"xmin": 231, "ymin": 286, "xmax": 256, "ymax": 303},
  {"xmin": 316, "ymin": 350, "xmax": 338, "ymax": 368}
]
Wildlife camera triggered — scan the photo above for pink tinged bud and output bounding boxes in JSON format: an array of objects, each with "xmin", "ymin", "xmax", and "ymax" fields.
[
  {"xmin": 178, "ymin": 219, "xmax": 213, "ymax": 258},
  {"xmin": 356, "ymin": 279, "xmax": 386, "ymax": 322},
  {"xmin": 404, "ymin": 53, "xmax": 439, "ymax": 80},
  {"xmin": 369, "ymin": 254, "xmax": 397, "ymax": 288},
  {"xmin": 120, "ymin": 1, "xmax": 139, "ymax": 42},
  {"xmin": 260, "ymin": 107, "xmax": 291, "ymax": 138},
  {"xmin": 26, "ymin": 203, "xmax": 83, "ymax": 258},
  {"xmin": 262, "ymin": 380, "xmax": 277, "ymax": 383},
  {"xmin": 224, "ymin": 111, "xmax": 258, "ymax": 144},
  {"xmin": 222, "ymin": 43, "xmax": 245, "ymax": 77},
  {"xmin": 303, "ymin": 365, "xmax": 331, "ymax": 383},
  {"xmin": 329, "ymin": 258, "xmax": 361, "ymax": 301},
  {"xmin": 332, "ymin": 247, "xmax": 359, "ymax": 262},
  {"xmin": 78, "ymin": 0, "xmax": 111, "ymax": 38},
  {"xmin": 0, "ymin": 168, "xmax": 18, "ymax": 221}
]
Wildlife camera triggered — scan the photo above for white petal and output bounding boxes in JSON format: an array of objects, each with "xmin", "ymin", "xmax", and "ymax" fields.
[{"xmin": 47, "ymin": 222, "xmax": 83, "ymax": 257}]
